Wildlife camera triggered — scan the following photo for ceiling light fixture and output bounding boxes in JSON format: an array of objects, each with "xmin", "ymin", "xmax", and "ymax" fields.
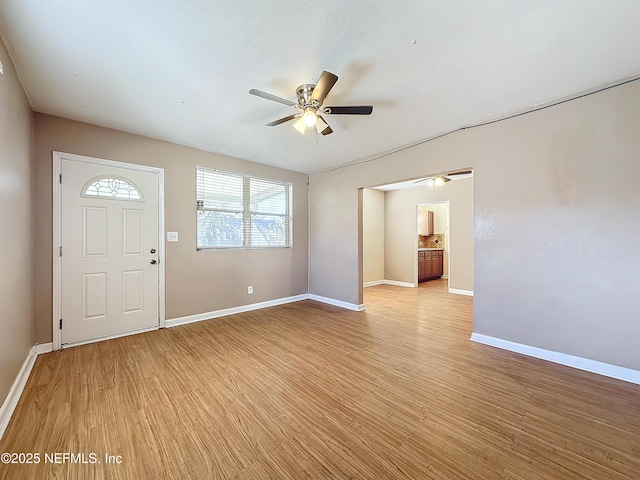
[
  {"xmin": 292, "ymin": 117, "xmax": 306, "ymax": 134},
  {"xmin": 426, "ymin": 175, "xmax": 451, "ymax": 187},
  {"xmin": 302, "ymin": 108, "xmax": 317, "ymax": 127}
]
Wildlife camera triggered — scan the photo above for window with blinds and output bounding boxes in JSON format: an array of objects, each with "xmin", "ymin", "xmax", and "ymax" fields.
[{"xmin": 196, "ymin": 166, "xmax": 292, "ymax": 249}]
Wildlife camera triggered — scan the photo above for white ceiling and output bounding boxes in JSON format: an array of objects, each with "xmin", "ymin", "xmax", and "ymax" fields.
[{"xmin": 1, "ymin": 1, "xmax": 640, "ymax": 174}]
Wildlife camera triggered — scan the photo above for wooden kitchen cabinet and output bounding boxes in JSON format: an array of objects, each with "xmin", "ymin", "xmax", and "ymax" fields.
[
  {"xmin": 417, "ymin": 209, "xmax": 434, "ymax": 236},
  {"xmin": 433, "ymin": 250, "xmax": 443, "ymax": 277},
  {"xmin": 418, "ymin": 249, "xmax": 443, "ymax": 282},
  {"xmin": 418, "ymin": 250, "xmax": 432, "ymax": 281},
  {"xmin": 418, "ymin": 251, "xmax": 426, "ymax": 282}
]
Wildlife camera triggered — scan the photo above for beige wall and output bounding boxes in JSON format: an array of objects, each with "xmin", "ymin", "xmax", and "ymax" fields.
[
  {"xmin": 0, "ymin": 38, "xmax": 34, "ymax": 403},
  {"xmin": 385, "ymin": 180, "xmax": 472, "ymax": 289},
  {"xmin": 310, "ymin": 79, "xmax": 640, "ymax": 370},
  {"xmin": 362, "ymin": 188, "xmax": 385, "ymax": 284},
  {"xmin": 33, "ymin": 114, "xmax": 309, "ymax": 344}
]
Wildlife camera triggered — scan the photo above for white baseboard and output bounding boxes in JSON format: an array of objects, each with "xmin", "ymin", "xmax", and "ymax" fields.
[
  {"xmin": 0, "ymin": 343, "xmax": 52, "ymax": 441},
  {"xmin": 449, "ymin": 288, "xmax": 473, "ymax": 296},
  {"xmin": 471, "ymin": 333, "xmax": 640, "ymax": 385},
  {"xmin": 363, "ymin": 280, "xmax": 415, "ymax": 288},
  {"xmin": 441, "ymin": 275, "xmax": 449, "ymax": 279},
  {"xmin": 34, "ymin": 342, "xmax": 53, "ymax": 354},
  {"xmin": 383, "ymin": 280, "xmax": 416, "ymax": 288},
  {"xmin": 308, "ymin": 294, "xmax": 365, "ymax": 311},
  {"xmin": 166, "ymin": 294, "xmax": 309, "ymax": 328}
]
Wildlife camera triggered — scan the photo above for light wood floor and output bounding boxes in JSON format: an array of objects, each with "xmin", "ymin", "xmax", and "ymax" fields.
[{"xmin": 1, "ymin": 279, "xmax": 639, "ymax": 479}]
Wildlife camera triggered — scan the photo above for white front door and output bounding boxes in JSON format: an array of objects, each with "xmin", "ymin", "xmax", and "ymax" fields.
[{"xmin": 60, "ymin": 158, "xmax": 161, "ymax": 345}]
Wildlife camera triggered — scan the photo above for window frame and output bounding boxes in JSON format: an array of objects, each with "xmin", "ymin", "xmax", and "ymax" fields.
[{"xmin": 196, "ymin": 166, "xmax": 293, "ymax": 250}]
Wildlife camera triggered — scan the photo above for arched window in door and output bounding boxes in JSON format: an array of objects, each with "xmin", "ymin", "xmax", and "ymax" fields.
[{"xmin": 82, "ymin": 175, "xmax": 144, "ymax": 201}]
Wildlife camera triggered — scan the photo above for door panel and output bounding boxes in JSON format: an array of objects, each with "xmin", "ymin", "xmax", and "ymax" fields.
[
  {"xmin": 62, "ymin": 159, "xmax": 159, "ymax": 344},
  {"xmin": 123, "ymin": 270, "xmax": 144, "ymax": 313},
  {"xmin": 123, "ymin": 209, "xmax": 143, "ymax": 255},
  {"xmin": 83, "ymin": 207, "xmax": 107, "ymax": 256},
  {"xmin": 83, "ymin": 272, "xmax": 107, "ymax": 319}
]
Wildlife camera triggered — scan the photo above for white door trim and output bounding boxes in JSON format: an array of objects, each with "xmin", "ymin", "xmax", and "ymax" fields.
[{"xmin": 52, "ymin": 151, "xmax": 166, "ymax": 350}]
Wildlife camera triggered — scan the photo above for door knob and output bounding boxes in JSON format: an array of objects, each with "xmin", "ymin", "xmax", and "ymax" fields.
[
  {"xmin": 150, "ymin": 259, "xmax": 157, "ymax": 265},
  {"xmin": 150, "ymin": 248, "xmax": 156, "ymax": 254}
]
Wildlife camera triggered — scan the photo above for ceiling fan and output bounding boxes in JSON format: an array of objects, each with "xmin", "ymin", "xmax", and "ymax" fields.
[
  {"xmin": 249, "ymin": 71, "xmax": 373, "ymax": 135},
  {"xmin": 414, "ymin": 170, "xmax": 473, "ymax": 187}
]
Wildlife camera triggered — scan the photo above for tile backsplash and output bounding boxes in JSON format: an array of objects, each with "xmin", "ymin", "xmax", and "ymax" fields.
[{"xmin": 418, "ymin": 234, "xmax": 444, "ymax": 248}]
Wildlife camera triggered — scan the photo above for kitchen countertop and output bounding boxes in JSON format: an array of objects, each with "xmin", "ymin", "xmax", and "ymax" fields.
[{"xmin": 418, "ymin": 248, "xmax": 444, "ymax": 251}]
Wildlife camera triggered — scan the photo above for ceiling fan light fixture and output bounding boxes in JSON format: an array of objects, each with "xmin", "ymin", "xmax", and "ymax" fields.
[
  {"xmin": 302, "ymin": 108, "xmax": 317, "ymax": 127},
  {"xmin": 424, "ymin": 175, "xmax": 451, "ymax": 187},
  {"xmin": 436, "ymin": 176, "xmax": 452, "ymax": 186},
  {"xmin": 292, "ymin": 117, "xmax": 306, "ymax": 134}
]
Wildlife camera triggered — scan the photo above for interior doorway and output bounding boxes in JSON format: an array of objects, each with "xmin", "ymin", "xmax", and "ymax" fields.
[
  {"xmin": 415, "ymin": 201, "xmax": 450, "ymax": 290},
  {"xmin": 361, "ymin": 170, "xmax": 473, "ymax": 303}
]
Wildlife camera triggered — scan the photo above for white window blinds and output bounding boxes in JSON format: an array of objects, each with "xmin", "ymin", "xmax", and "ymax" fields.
[{"xmin": 196, "ymin": 166, "xmax": 292, "ymax": 249}]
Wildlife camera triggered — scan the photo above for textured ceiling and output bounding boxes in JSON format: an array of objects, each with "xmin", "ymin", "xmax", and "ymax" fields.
[{"xmin": 1, "ymin": 0, "xmax": 640, "ymax": 173}]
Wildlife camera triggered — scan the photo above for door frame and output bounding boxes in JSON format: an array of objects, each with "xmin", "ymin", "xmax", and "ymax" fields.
[
  {"xmin": 414, "ymin": 200, "xmax": 450, "ymax": 290},
  {"xmin": 52, "ymin": 151, "xmax": 166, "ymax": 350}
]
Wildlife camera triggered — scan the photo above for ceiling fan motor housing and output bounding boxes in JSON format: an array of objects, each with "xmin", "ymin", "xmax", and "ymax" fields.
[{"xmin": 296, "ymin": 84, "xmax": 318, "ymax": 109}]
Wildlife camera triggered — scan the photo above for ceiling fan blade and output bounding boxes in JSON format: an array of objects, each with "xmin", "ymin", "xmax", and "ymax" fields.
[
  {"xmin": 265, "ymin": 114, "xmax": 299, "ymax": 126},
  {"xmin": 316, "ymin": 115, "xmax": 333, "ymax": 135},
  {"xmin": 325, "ymin": 106, "xmax": 373, "ymax": 115},
  {"xmin": 249, "ymin": 89, "xmax": 297, "ymax": 107},
  {"xmin": 446, "ymin": 170, "xmax": 473, "ymax": 176},
  {"xmin": 293, "ymin": 117, "xmax": 306, "ymax": 133},
  {"xmin": 310, "ymin": 71, "xmax": 338, "ymax": 104}
]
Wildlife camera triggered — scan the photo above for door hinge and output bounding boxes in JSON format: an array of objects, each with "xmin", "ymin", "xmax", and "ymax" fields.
[
  {"xmin": 59, "ymin": 319, "xmax": 62, "ymax": 330},
  {"xmin": 59, "ymin": 173, "xmax": 62, "ymax": 184},
  {"xmin": 59, "ymin": 246, "xmax": 63, "ymax": 257}
]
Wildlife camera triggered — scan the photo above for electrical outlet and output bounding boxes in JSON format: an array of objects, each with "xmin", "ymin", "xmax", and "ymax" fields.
[
  {"xmin": 167, "ymin": 232, "xmax": 178, "ymax": 242},
  {"xmin": 247, "ymin": 286, "xmax": 253, "ymax": 294}
]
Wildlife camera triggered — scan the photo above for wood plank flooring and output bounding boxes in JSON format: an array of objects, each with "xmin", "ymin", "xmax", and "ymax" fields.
[{"xmin": 1, "ymin": 279, "xmax": 639, "ymax": 479}]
